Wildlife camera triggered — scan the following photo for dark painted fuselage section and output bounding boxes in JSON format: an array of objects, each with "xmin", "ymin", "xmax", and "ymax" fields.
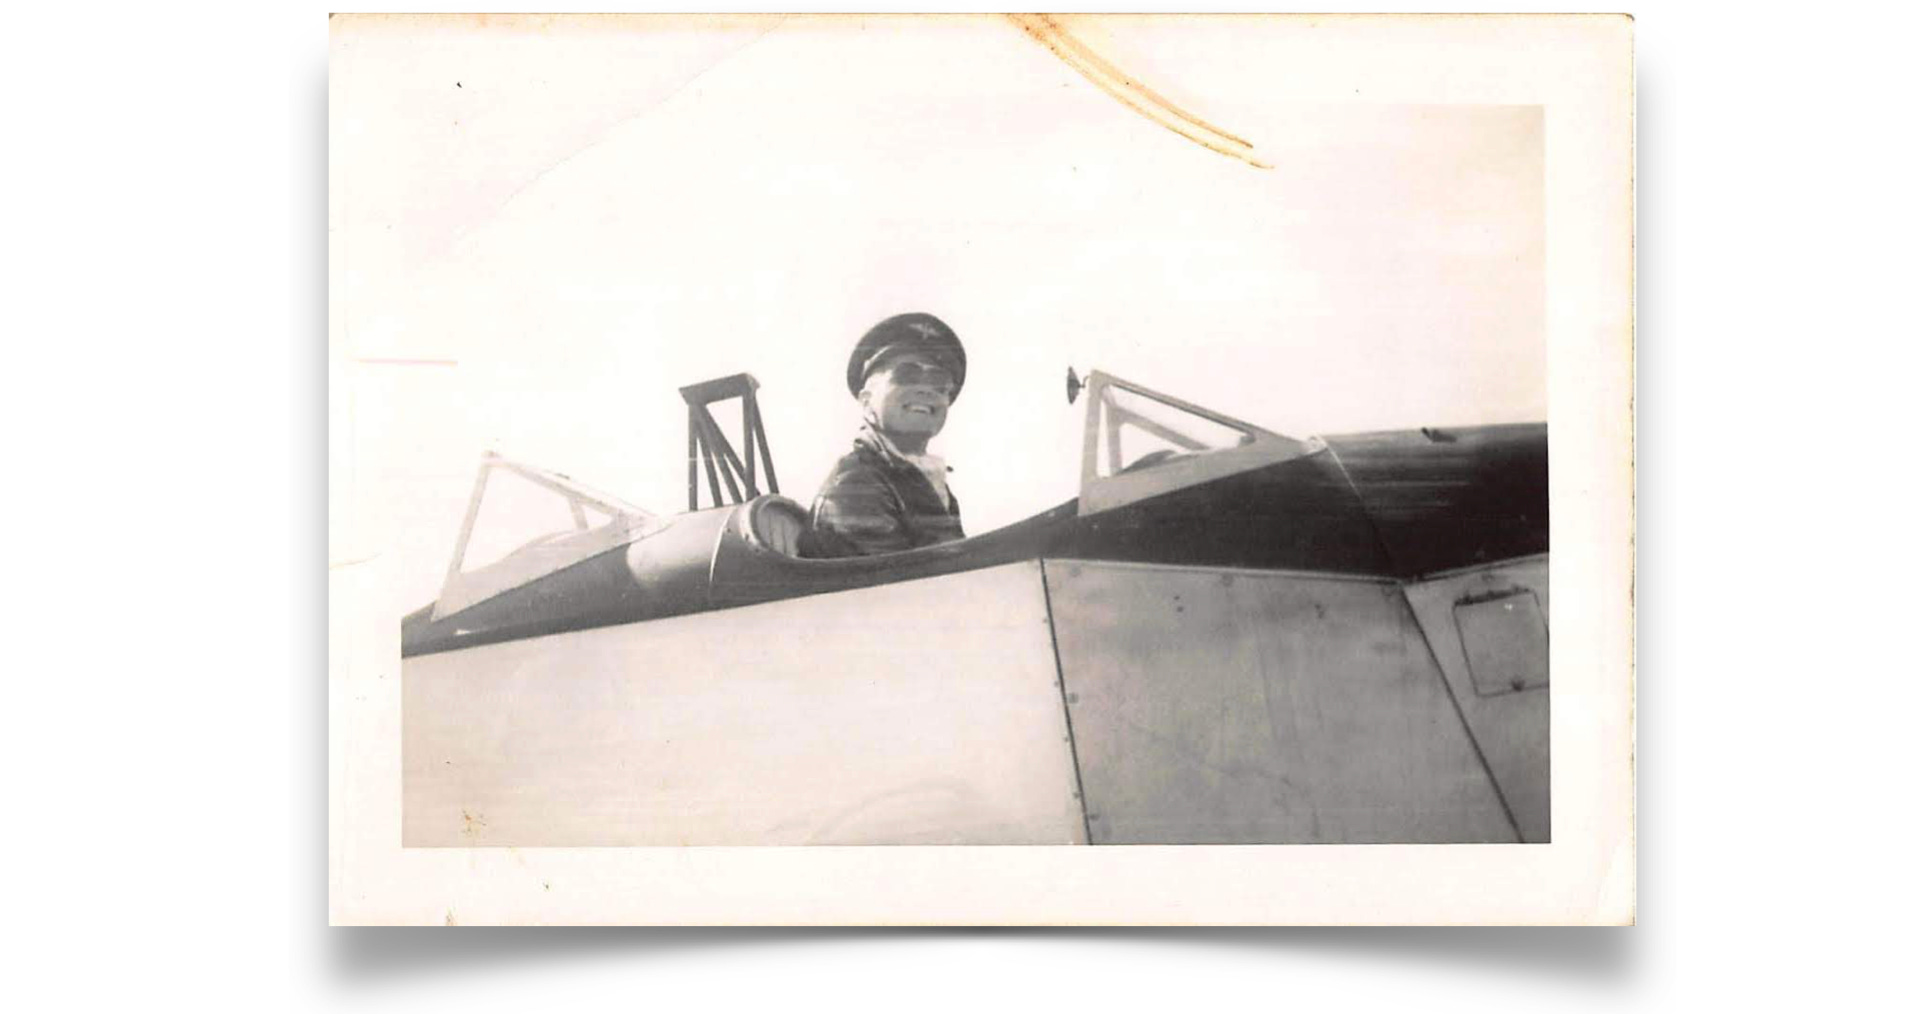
[{"xmin": 401, "ymin": 423, "xmax": 1546, "ymax": 657}]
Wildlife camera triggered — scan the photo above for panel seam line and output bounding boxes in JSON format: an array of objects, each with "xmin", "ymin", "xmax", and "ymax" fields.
[{"xmin": 1038, "ymin": 559, "xmax": 1096, "ymax": 846}]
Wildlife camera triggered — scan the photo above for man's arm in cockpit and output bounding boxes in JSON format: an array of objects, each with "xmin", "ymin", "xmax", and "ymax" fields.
[{"xmin": 809, "ymin": 466, "xmax": 914, "ymax": 557}]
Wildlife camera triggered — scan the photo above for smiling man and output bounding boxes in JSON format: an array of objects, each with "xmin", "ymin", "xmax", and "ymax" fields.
[{"xmin": 808, "ymin": 312, "xmax": 969, "ymax": 557}]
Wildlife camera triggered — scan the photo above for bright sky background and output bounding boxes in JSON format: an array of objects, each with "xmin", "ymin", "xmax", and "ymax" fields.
[{"xmin": 332, "ymin": 15, "xmax": 1544, "ymax": 610}]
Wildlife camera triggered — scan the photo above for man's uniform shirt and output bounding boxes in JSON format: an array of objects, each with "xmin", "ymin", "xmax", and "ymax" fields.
[{"xmin": 808, "ymin": 425, "xmax": 965, "ymax": 557}]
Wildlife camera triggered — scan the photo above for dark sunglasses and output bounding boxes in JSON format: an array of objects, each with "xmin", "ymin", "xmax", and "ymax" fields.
[{"xmin": 885, "ymin": 360, "xmax": 955, "ymax": 391}]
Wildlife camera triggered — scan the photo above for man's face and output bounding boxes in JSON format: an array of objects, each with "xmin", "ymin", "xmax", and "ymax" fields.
[{"xmin": 860, "ymin": 352, "xmax": 955, "ymax": 439}]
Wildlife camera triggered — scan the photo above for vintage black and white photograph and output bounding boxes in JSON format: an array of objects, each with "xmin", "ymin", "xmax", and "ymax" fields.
[{"xmin": 329, "ymin": 13, "xmax": 1631, "ymax": 923}]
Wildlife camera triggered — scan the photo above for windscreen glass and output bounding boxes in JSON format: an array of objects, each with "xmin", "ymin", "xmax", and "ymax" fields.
[
  {"xmin": 1093, "ymin": 384, "xmax": 1257, "ymax": 478},
  {"xmin": 460, "ymin": 470, "xmax": 618, "ymax": 572}
]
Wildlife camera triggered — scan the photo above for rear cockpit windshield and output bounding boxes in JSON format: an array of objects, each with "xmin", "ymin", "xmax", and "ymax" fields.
[{"xmin": 433, "ymin": 454, "xmax": 653, "ymax": 619}]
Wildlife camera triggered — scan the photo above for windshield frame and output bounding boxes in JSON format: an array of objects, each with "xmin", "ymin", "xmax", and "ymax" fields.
[
  {"xmin": 432, "ymin": 453, "xmax": 655, "ymax": 621},
  {"xmin": 1075, "ymin": 370, "xmax": 1314, "ymax": 516}
]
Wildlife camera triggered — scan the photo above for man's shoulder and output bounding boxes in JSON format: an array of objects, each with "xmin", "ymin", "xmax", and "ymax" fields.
[
  {"xmin": 809, "ymin": 441, "xmax": 909, "ymax": 556},
  {"xmin": 818, "ymin": 442, "xmax": 894, "ymax": 490}
]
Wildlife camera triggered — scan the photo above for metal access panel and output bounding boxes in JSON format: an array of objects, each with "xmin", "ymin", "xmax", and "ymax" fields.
[
  {"xmin": 404, "ymin": 561, "xmax": 1085, "ymax": 846},
  {"xmin": 1043, "ymin": 560, "xmax": 1516, "ymax": 844},
  {"xmin": 1403, "ymin": 558, "xmax": 1550, "ymax": 842},
  {"xmin": 1456, "ymin": 590, "xmax": 1548, "ymax": 696}
]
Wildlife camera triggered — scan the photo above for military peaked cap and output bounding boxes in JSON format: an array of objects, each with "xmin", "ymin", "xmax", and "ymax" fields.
[{"xmin": 846, "ymin": 312, "xmax": 967, "ymax": 402}]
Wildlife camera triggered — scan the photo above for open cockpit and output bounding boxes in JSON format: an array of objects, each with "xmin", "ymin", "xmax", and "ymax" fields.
[{"xmin": 403, "ymin": 368, "xmax": 1544, "ymax": 659}]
